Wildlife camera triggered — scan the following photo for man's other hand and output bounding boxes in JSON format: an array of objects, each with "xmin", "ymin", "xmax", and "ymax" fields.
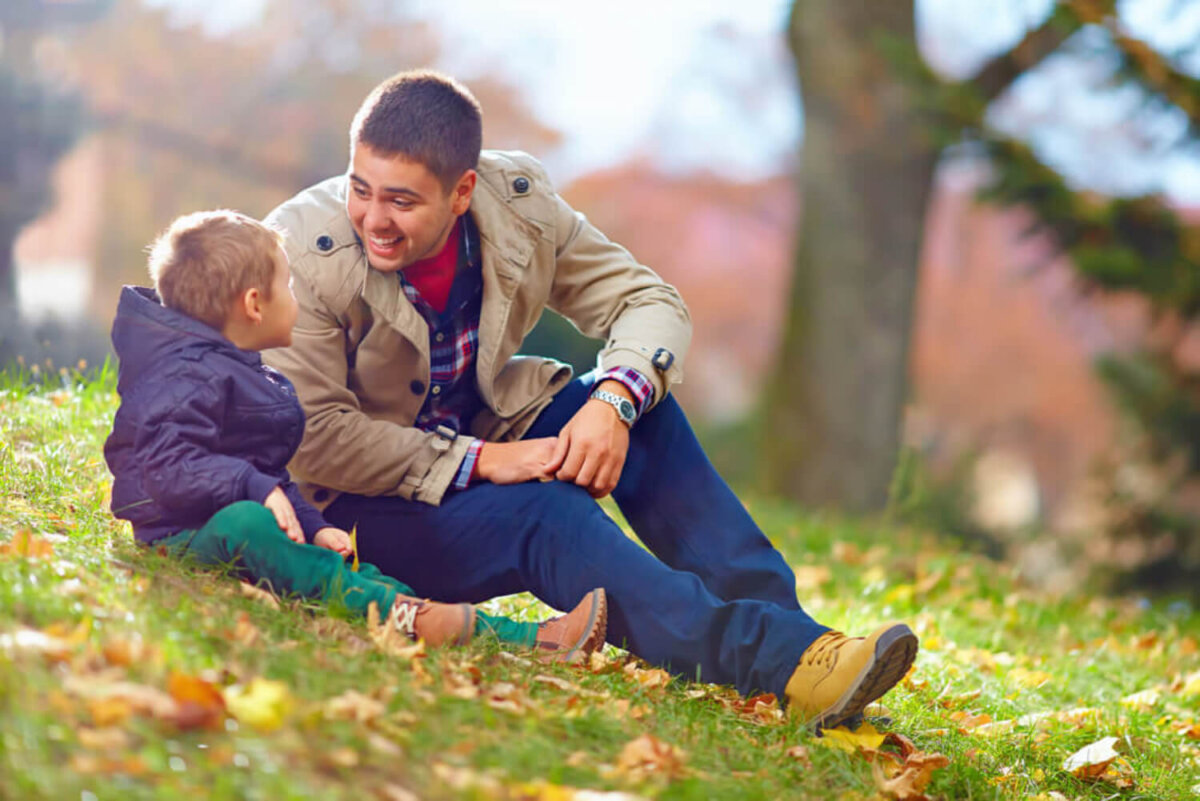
[
  {"xmin": 548, "ymin": 381, "xmax": 632, "ymax": 498},
  {"xmin": 476, "ymin": 438, "xmax": 559, "ymax": 484},
  {"xmin": 263, "ymin": 486, "xmax": 304, "ymax": 543}
]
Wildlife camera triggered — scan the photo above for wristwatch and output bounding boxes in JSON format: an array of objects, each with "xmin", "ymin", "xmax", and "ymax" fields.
[{"xmin": 591, "ymin": 389, "xmax": 637, "ymax": 427}]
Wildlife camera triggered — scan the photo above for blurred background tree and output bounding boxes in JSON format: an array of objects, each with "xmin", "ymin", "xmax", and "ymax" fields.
[
  {"xmin": 766, "ymin": 1, "xmax": 1199, "ymax": 519},
  {"xmin": 0, "ymin": 0, "xmax": 111, "ymax": 313}
]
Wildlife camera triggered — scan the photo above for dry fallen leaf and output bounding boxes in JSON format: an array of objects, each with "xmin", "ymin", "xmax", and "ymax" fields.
[
  {"xmin": 613, "ymin": 733, "xmax": 687, "ymax": 781},
  {"xmin": 873, "ymin": 751, "xmax": 951, "ymax": 800},
  {"xmin": 485, "ymin": 682, "xmax": 525, "ymax": 715},
  {"xmin": 76, "ymin": 727, "xmax": 134, "ymax": 751},
  {"xmin": 0, "ymin": 529, "xmax": 55, "ymax": 559},
  {"xmin": 1063, "ymin": 736, "xmax": 1120, "ymax": 779},
  {"xmin": 623, "ymin": 662, "xmax": 671, "ymax": 689},
  {"xmin": 784, "ymin": 745, "xmax": 812, "ymax": 767},
  {"xmin": 231, "ymin": 612, "xmax": 261, "ymax": 647},
  {"xmin": 0, "ymin": 628, "xmax": 72, "ymax": 662},
  {"xmin": 167, "ymin": 671, "xmax": 227, "ymax": 731},
  {"xmin": 238, "ymin": 580, "xmax": 280, "ymax": 609}
]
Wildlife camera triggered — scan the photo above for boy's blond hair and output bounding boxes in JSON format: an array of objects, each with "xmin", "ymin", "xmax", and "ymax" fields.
[{"xmin": 148, "ymin": 210, "xmax": 283, "ymax": 330}]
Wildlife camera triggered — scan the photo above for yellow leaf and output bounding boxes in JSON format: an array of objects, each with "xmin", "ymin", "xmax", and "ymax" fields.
[
  {"xmin": 1120, "ymin": 688, "xmax": 1161, "ymax": 710},
  {"xmin": 817, "ymin": 721, "xmax": 887, "ymax": 753},
  {"xmin": 1009, "ymin": 667, "xmax": 1053, "ymax": 689},
  {"xmin": 223, "ymin": 678, "xmax": 292, "ymax": 732},
  {"xmin": 1181, "ymin": 671, "xmax": 1200, "ymax": 697},
  {"xmin": 350, "ymin": 523, "xmax": 360, "ymax": 572}
]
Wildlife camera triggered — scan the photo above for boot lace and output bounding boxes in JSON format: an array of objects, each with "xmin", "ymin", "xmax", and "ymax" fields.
[{"xmin": 801, "ymin": 632, "xmax": 848, "ymax": 670}]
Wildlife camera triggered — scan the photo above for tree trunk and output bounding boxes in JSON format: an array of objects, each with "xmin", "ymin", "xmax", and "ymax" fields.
[
  {"xmin": 0, "ymin": 227, "xmax": 15, "ymax": 313},
  {"xmin": 763, "ymin": 0, "xmax": 938, "ymax": 512}
]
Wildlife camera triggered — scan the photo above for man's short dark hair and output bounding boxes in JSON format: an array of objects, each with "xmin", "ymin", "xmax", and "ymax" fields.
[{"xmin": 350, "ymin": 70, "xmax": 483, "ymax": 191}]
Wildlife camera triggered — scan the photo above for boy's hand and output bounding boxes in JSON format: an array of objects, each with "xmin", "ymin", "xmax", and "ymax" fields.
[
  {"xmin": 313, "ymin": 527, "xmax": 352, "ymax": 556},
  {"xmin": 264, "ymin": 486, "xmax": 304, "ymax": 543}
]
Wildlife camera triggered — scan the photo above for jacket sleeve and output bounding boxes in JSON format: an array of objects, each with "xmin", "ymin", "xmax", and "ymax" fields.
[
  {"xmin": 138, "ymin": 379, "xmax": 282, "ymax": 522},
  {"xmin": 281, "ymin": 478, "xmax": 328, "ymax": 542},
  {"xmin": 263, "ymin": 267, "xmax": 475, "ymax": 506},
  {"xmin": 544, "ymin": 187, "xmax": 692, "ymax": 407}
]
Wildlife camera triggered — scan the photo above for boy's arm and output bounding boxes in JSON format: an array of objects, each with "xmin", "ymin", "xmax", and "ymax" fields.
[
  {"xmin": 280, "ymin": 478, "xmax": 328, "ymax": 543},
  {"xmin": 263, "ymin": 266, "xmax": 476, "ymax": 506},
  {"xmin": 138, "ymin": 380, "xmax": 284, "ymax": 521}
]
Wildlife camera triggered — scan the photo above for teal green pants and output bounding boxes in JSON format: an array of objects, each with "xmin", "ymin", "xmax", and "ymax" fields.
[{"xmin": 157, "ymin": 501, "xmax": 536, "ymax": 646}]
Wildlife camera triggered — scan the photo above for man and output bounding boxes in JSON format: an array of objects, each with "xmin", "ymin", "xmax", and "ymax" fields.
[{"xmin": 264, "ymin": 69, "xmax": 917, "ymax": 729}]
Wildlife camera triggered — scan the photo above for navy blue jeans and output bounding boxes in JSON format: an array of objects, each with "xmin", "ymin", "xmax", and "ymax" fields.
[{"xmin": 326, "ymin": 372, "xmax": 829, "ymax": 696}]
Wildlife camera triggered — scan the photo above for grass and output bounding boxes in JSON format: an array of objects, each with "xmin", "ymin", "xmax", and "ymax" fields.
[{"xmin": 1, "ymin": 368, "xmax": 1199, "ymax": 800}]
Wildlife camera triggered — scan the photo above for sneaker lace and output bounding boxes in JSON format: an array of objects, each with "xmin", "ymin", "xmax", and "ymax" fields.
[
  {"xmin": 391, "ymin": 600, "xmax": 420, "ymax": 640},
  {"xmin": 802, "ymin": 632, "xmax": 848, "ymax": 670}
]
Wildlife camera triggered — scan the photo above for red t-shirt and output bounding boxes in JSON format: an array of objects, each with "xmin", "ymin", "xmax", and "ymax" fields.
[{"xmin": 404, "ymin": 219, "xmax": 461, "ymax": 314}]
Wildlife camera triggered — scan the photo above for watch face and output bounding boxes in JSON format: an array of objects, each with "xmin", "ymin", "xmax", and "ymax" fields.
[{"xmin": 619, "ymin": 400, "xmax": 636, "ymax": 420}]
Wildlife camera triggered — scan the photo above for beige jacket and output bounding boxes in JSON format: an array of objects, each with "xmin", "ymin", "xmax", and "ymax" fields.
[{"xmin": 263, "ymin": 150, "xmax": 691, "ymax": 508}]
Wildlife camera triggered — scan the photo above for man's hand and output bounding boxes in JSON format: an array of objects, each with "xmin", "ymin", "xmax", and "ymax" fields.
[
  {"xmin": 313, "ymin": 527, "xmax": 352, "ymax": 556},
  {"xmin": 263, "ymin": 486, "xmax": 304, "ymax": 543},
  {"xmin": 476, "ymin": 437, "xmax": 559, "ymax": 484},
  {"xmin": 548, "ymin": 381, "xmax": 632, "ymax": 498}
]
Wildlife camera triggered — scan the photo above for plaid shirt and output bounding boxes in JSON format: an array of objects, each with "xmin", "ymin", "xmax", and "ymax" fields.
[{"xmin": 402, "ymin": 215, "xmax": 656, "ymax": 489}]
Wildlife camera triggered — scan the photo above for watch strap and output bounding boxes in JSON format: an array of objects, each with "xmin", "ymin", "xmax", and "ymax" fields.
[{"xmin": 591, "ymin": 389, "xmax": 637, "ymax": 427}]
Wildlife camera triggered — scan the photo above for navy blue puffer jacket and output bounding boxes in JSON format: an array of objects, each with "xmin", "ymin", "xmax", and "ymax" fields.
[{"xmin": 104, "ymin": 286, "xmax": 326, "ymax": 544}]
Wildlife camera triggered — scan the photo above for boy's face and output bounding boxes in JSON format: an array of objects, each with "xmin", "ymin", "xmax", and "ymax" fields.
[
  {"xmin": 257, "ymin": 246, "xmax": 299, "ymax": 349},
  {"xmin": 347, "ymin": 143, "xmax": 475, "ymax": 273}
]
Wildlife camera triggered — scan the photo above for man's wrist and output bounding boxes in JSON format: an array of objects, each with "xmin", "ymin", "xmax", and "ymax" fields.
[{"xmin": 594, "ymin": 379, "xmax": 634, "ymax": 403}]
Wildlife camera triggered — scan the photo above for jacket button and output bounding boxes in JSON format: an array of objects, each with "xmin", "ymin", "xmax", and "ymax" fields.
[
  {"xmin": 313, "ymin": 489, "xmax": 329, "ymax": 503},
  {"xmin": 410, "ymin": 380, "xmax": 425, "ymax": 395},
  {"xmin": 316, "ymin": 235, "xmax": 334, "ymax": 252},
  {"xmin": 512, "ymin": 176, "xmax": 530, "ymax": 194}
]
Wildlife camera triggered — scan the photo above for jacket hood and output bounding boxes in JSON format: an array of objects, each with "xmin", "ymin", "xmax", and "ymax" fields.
[{"xmin": 111, "ymin": 286, "xmax": 258, "ymax": 392}]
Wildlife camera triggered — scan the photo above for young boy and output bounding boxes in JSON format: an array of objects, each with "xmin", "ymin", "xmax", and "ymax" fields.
[{"xmin": 103, "ymin": 209, "xmax": 606, "ymax": 658}]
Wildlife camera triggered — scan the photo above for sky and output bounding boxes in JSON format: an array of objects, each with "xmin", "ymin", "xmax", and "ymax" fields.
[{"xmin": 142, "ymin": 0, "xmax": 1200, "ymax": 201}]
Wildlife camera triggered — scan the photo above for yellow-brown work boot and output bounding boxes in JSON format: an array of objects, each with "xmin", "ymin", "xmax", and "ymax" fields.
[
  {"xmin": 785, "ymin": 623, "xmax": 917, "ymax": 730},
  {"xmin": 532, "ymin": 588, "xmax": 607, "ymax": 664},
  {"xmin": 387, "ymin": 594, "xmax": 476, "ymax": 647}
]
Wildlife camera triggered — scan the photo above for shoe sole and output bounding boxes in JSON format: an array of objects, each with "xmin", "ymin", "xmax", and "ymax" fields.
[
  {"xmin": 813, "ymin": 624, "xmax": 917, "ymax": 731},
  {"xmin": 548, "ymin": 588, "xmax": 607, "ymax": 664},
  {"xmin": 573, "ymin": 588, "xmax": 607, "ymax": 660}
]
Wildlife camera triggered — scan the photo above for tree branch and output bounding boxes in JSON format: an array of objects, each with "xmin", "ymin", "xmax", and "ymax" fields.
[{"xmin": 972, "ymin": 11, "xmax": 1076, "ymax": 103}]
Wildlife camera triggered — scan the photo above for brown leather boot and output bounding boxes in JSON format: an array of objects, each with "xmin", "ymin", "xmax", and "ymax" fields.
[
  {"xmin": 532, "ymin": 588, "xmax": 607, "ymax": 664},
  {"xmin": 785, "ymin": 623, "xmax": 918, "ymax": 730},
  {"xmin": 387, "ymin": 594, "xmax": 476, "ymax": 647}
]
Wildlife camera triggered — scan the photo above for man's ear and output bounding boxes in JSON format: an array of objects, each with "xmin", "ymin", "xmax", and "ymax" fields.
[{"xmin": 451, "ymin": 169, "xmax": 477, "ymax": 216}]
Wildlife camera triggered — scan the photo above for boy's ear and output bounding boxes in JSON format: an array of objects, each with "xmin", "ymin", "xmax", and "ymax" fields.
[{"xmin": 239, "ymin": 287, "xmax": 264, "ymax": 324}]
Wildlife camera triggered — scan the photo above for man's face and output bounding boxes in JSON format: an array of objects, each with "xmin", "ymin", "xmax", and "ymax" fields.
[{"xmin": 347, "ymin": 143, "xmax": 475, "ymax": 273}]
